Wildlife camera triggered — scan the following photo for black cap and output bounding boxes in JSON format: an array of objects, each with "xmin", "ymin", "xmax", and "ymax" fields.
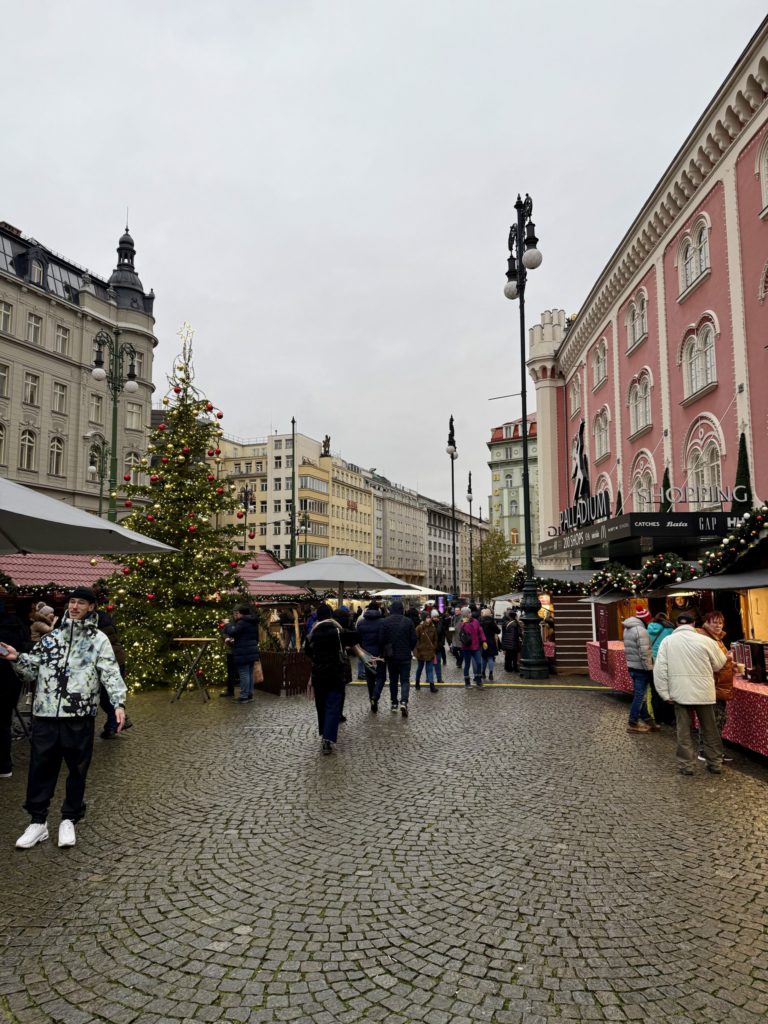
[
  {"xmin": 69, "ymin": 586, "xmax": 98, "ymax": 604},
  {"xmin": 676, "ymin": 613, "xmax": 695, "ymax": 625}
]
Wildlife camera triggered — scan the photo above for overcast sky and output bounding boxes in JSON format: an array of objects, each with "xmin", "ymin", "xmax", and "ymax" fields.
[{"xmin": 5, "ymin": 0, "xmax": 766, "ymax": 510}]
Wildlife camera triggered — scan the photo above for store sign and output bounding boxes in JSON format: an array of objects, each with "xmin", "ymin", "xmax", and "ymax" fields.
[
  {"xmin": 560, "ymin": 491, "xmax": 611, "ymax": 532},
  {"xmin": 539, "ymin": 511, "xmax": 741, "ymax": 558},
  {"xmin": 636, "ymin": 485, "xmax": 749, "ymax": 506}
]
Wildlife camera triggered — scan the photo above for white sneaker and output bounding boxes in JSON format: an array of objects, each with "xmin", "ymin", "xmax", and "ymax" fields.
[
  {"xmin": 58, "ymin": 819, "xmax": 76, "ymax": 848},
  {"xmin": 0, "ymin": 771, "xmax": 12, "ymax": 778},
  {"xmin": 15, "ymin": 822, "xmax": 49, "ymax": 849}
]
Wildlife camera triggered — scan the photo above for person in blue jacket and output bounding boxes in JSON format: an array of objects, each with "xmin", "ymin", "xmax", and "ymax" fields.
[
  {"xmin": 222, "ymin": 606, "xmax": 261, "ymax": 703},
  {"xmin": 648, "ymin": 612, "xmax": 675, "ymax": 659},
  {"xmin": 357, "ymin": 601, "xmax": 386, "ymax": 712}
]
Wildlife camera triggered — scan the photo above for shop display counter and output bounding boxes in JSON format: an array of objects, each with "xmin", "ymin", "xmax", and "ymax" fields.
[{"xmin": 586, "ymin": 640, "xmax": 768, "ymax": 756}]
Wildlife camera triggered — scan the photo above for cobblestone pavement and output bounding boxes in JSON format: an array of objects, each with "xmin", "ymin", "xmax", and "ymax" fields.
[{"xmin": 2, "ymin": 680, "xmax": 768, "ymax": 1024}]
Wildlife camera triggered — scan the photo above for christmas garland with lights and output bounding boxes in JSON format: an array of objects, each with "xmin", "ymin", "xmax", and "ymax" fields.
[
  {"xmin": 700, "ymin": 505, "xmax": 768, "ymax": 576},
  {"xmin": 588, "ymin": 562, "xmax": 638, "ymax": 595},
  {"xmin": 634, "ymin": 552, "xmax": 696, "ymax": 591}
]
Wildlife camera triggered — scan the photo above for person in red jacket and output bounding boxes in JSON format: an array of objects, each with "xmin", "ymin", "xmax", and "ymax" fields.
[{"xmin": 457, "ymin": 608, "xmax": 486, "ymax": 688}]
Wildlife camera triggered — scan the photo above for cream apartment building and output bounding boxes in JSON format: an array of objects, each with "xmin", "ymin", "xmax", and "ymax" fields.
[{"xmin": 0, "ymin": 221, "xmax": 156, "ymax": 514}]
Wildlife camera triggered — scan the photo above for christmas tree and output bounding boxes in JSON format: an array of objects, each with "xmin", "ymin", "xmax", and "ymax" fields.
[
  {"xmin": 731, "ymin": 433, "xmax": 753, "ymax": 515},
  {"xmin": 659, "ymin": 467, "xmax": 672, "ymax": 512},
  {"xmin": 106, "ymin": 325, "xmax": 249, "ymax": 688}
]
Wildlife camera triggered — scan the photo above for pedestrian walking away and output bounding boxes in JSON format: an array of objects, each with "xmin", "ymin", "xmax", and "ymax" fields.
[
  {"xmin": 357, "ymin": 601, "xmax": 387, "ymax": 712},
  {"xmin": 222, "ymin": 605, "xmax": 261, "ymax": 703},
  {"xmin": 501, "ymin": 609, "xmax": 521, "ymax": 673},
  {"xmin": 305, "ymin": 604, "xmax": 376, "ymax": 753},
  {"xmin": 623, "ymin": 607, "xmax": 658, "ymax": 734},
  {"xmin": 652, "ymin": 613, "xmax": 727, "ymax": 775},
  {"xmin": 479, "ymin": 608, "xmax": 500, "ymax": 681},
  {"xmin": 457, "ymin": 608, "xmax": 485, "ymax": 688},
  {"xmin": 414, "ymin": 614, "xmax": 439, "ymax": 692},
  {"xmin": 379, "ymin": 600, "xmax": 417, "ymax": 715},
  {"xmin": 1, "ymin": 587, "xmax": 126, "ymax": 850}
]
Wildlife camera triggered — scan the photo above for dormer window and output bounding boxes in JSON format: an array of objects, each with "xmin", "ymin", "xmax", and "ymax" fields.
[{"xmin": 30, "ymin": 260, "xmax": 43, "ymax": 285}]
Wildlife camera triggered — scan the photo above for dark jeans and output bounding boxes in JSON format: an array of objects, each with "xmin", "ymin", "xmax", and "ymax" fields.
[
  {"xmin": 628, "ymin": 669, "xmax": 654, "ymax": 724},
  {"xmin": 0, "ymin": 675, "xmax": 22, "ymax": 773},
  {"xmin": 462, "ymin": 649, "xmax": 483, "ymax": 683},
  {"xmin": 365, "ymin": 661, "xmax": 387, "ymax": 702},
  {"xmin": 314, "ymin": 685, "xmax": 344, "ymax": 744},
  {"xmin": 386, "ymin": 658, "xmax": 411, "ymax": 705},
  {"xmin": 99, "ymin": 686, "xmax": 118, "ymax": 733},
  {"xmin": 24, "ymin": 716, "xmax": 96, "ymax": 824},
  {"xmin": 504, "ymin": 649, "xmax": 519, "ymax": 672}
]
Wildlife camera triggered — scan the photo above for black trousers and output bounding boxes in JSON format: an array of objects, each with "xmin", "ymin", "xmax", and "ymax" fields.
[
  {"xmin": 0, "ymin": 676, "xmax": 22, "ymax": 774},
  {"xmin": 504, "ymin": 649, "xmax": 518, "ymax": 672},
  {"xmin": 24, "ymin": 717, "xmax": 95, "ymax": 824}
]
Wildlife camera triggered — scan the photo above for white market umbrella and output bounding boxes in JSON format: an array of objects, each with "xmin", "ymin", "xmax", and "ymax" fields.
[
  {"xmin": 257, "ymin": 554, "xmax": 421, "ymax": 604},
  {"xmin": 374, "ymin": 585, "xmax": 448, "ymax": 598},
  {"xmin": 0, "ymin": 476, "xmax": 177, "ymax": 555}
]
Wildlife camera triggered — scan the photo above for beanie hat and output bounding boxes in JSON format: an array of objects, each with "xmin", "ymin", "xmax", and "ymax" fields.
[
  {"xmin": 316, "ymin": 603, "xmax": 334, "ymax": 621},
  {"xmin": 430, "ymin": 609, "xmax": 440, "ymax": 619},
  {"xmin": 635, "ymin": 607, "xmax": 651, "ymax": 623},
  {"xmin": 69, "ymin": 586, "xmax": 97, "ymax": 604},
  {"xmin": 390, "ymin": 600, "xmax": 404, "ymax": 615}
]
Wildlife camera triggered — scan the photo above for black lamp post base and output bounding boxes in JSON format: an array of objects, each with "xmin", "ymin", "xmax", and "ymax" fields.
[{"xmin": 519, "ymin": 579, "xmax": 550, "ymax": 679}]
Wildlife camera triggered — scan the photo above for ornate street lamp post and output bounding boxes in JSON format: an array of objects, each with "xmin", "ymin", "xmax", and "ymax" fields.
[
  {"xmin": 504, "ymin": 193, "xmax": 548, "ymax": 678},
  {"xmin": 446, "ymin": 416, "xmax": 458, "ymax": 599},
  {"xmin": 478, "ymin": 506, "xmax": 485, "ymax": 604},
  {"xmin": 91, "ymin": 329, "xmax": 139, "ymax": 523},
  {"xmin": 86, "ymin": 436, "xmax": 110, "ymax": 518},
  {"xmin": 239, "ymin": 484, "xmax": 255, "ymax": 550},
  {"xmin": 466, "ymin": 471, "xmax": 474, "ymax": 601},
  {"xmin": 290, "ymin": 416, "xmax": 297, "ymax": 565}
]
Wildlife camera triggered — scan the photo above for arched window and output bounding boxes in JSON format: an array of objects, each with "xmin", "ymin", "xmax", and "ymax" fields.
[
  {"xmin": 0, "ymin": 423, "xmax": 5, "ymax": 464},
  {"xmin": 687, "ymin": 440, "xmax": 722, "ymax": 511},
  {"xmin": 683, "ymin": 323, "xmax": 717, "ymax": 397},
  {"xmin": 504, "ymin": 473, "xmax": 513, "ymax": 489},
  {"xmin": 592, "ymin": 339, "xmax": 607, "ymax": 388},
  {"xmin": 19, "ymin": 429, "xmax": 36, "ymax": 471},
  {"xmin": 637, "ymin": 295, "xmax": 647, "ymax": 338},
  {"xmin": 629, "ymin": 373, "xmax": 651, "ymax": 434},
  {"xmin": 569, "ymin": 375, "xmax": 581, "ymax": 414},
  {"xmin": 631, "ymin": 468, "xmax": 655, "ymax": 512},
  {"xmin": 696, "ymin": 225, "xmax": 709, "ymax": 274},
  {"xmin": 48, "ymin": 436, "xmax": 64, "ymax": 476},
  {"xmin": 30, "ymin": 260, "xmax": 43, "ymax": 285},
  {"xmin": 509, "ymin": 499, "xmax": 518, "ymax": 515},
  {"xmin": 593, "ymin": 409, "xmax": 610, "ymax": 460},
  {"xmin": 628, "ymin": 303, "xmax": 638, "ymax": 345},
  {"xmin": 682, "ymin": 242, "xmax": 695, "ymax": 289}
]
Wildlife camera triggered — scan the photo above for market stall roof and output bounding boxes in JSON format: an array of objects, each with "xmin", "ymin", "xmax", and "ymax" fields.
[
  {"xmin": 374, "ymin": 585, "xmax": 448, "ymax": 598},
  {"xmin": 579, "ymin": 590, "xmax": 635, "ymax": 604},
  {"xmin": 239, "ymin": 553, "xmax": 308, "ymax": 598},
  {"xmin": 0, "ymin": 476, "xmax": 177, "ymax": 555},
  {"xmin": 669, "ymin": 571, "xmax": 768, "ymax": 591},
  {"xmin": 533, "ymin": 568, "xmax": 595, "ymax": 583},
  {"xmin": 0, "ymin": 553, "xmax": 116, "ymax": 590}
]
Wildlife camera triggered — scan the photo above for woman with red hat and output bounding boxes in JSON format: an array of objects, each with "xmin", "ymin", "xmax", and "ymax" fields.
[{"xmin": 622, "ymin": 605, "xmax": 658, "ymax": 734}]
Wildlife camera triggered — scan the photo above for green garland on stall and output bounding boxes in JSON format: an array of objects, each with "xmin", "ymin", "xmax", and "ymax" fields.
[
  {"xmin": 634, "ymin": 552, "xmax": 696, "ymax": 591},
  {"xmin": 588, "ymin": 562, "xmax": 638, "ymax": 595},
  {"xmin": 700, "ymin": 505, "xmax": 768, "ymax": 576}
]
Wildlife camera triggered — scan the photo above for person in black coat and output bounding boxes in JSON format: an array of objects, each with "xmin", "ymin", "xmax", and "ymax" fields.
[
  {"xmin": 222, "ymin": 606, "xmax": 261, "ymax": 703},
  {"xmin": 479, "ymin": 609, "xmax": 501, "ymax": 681},
  {"xmin": 306, "ymin": 604, "xmax": 373, "ymax": 753},
  {"xmin": 0, "ymin": 601, "xmax": 30, "ymax": 778},
  {"xmin": 379, "ymin": 600, "xmax": 417, "ymax": 716},
  {"xmin": 501, "ymin": 610, "xmax": 521, "ymax": 673},
  {"xmin": 357, "ymin": 601, "xmax": 387, "ymax": 712}
]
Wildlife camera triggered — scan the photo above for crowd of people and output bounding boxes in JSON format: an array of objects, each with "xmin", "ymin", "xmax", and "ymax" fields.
[{"xmin": 622, "ymin": 606, "xmax": 733, "ymax": 774}]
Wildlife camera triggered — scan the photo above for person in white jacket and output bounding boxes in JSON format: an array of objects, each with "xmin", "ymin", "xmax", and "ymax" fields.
[{"xmin": 653, "ymin": 614, "xmax": 727, "ymax": 775}]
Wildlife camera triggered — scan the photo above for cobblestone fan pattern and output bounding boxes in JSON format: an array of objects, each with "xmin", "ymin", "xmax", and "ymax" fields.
[{"xmin": 2, "ymin": 684, "xmax": 768, "ymax": 1024}]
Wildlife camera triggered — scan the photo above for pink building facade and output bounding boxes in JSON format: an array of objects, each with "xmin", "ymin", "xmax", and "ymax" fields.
[{"xmin": 533, "ymin": 22, "xmax": 768, "ymax": 566}]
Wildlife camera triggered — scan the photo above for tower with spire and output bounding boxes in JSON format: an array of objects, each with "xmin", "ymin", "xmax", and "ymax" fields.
[{"xmin": 107, "ymin": 226, "xmax": 155, "ymax": 313}]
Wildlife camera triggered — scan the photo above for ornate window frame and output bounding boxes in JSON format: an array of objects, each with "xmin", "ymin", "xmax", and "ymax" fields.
[
  {"xmin": 676, "ymin": 213, "xmax": 712, "ymax": 299},
  {"xmin": 627, "ymin": 368, "xmax": 653, "ymax": 438}
]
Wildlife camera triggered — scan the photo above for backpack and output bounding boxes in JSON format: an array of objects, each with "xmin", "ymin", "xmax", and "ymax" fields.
[{"xmin": 459, "ymin": 624, "xmax": 473, "ymax": 648}]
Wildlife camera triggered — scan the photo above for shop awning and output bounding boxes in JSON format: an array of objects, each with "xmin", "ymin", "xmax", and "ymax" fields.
[
  {"xmin": 578, "ymin": 590, "xmax": 634, "ymax": 605},
  {"xmin": 669, "ymin": 571, "xmax": 768, "ymax": 591}
]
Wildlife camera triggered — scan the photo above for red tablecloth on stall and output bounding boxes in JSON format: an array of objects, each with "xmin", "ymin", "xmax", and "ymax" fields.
[{"xmin": 587, "ymin": 640, "xmax": 768, "ymax": 756}]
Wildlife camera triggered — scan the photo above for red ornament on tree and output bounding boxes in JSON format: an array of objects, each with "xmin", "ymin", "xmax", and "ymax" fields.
[
  {"xmin": 207, "ymin": 474, "xmax": 215, "ymax": 482},
  {"xmin": 229, "ymin": 560, "xmax": 238, "ymax": 568},
  {"xmin": 216, "ymin": 487, "xmax": 224, "ymax": 495},
  {"xmin": 122, "ymin": 567, "xmax": 131, "ymax": 575},
  {"xmin": 137, "ymin": 559, "xmax": 145, "ymax": 566},
  {"xmin": 193, "ymin": 595, "xmax": 201, "ymax": 602},
  {"xmin": 173, "ymin": 385, "xmax": 182, "ymax": 394},
  {"xmin": 150, "ymin": 474, "xmax": 159, "ymax": 483},
  {"xmin": 236, "ymin": 510, "xmax": 244, "ymax": 519},
  {"xmin": 106, "ymin": 604, "xmax": 115, "ymax": 612},
  {"xmin": 123, "ymin": 474, "xmax": 131, "ymax": 482},
  {"xmin": 215, "ymin": 448, "xmax": 221, "ymax": 455},
  {"xmin": 124, "ymin": 500, "xmax": 133, "ymax": 508},
  {"xmin": 147, "ymin": 594, "xmax": 156, "ymax": 601},
  {"xmin": 158, "ymin": 423, "xmax": 167, "ymax": 431},
  {"xmin": 146, "ymin": 514, "xmax": 155, "ymax": 522},
  {"xmin": 182, "ymin": 446, "xmax": 190, "ymax": 455},
  {"xmin": 251, "ymin": 562, "xmax": 258, "ymax": 569},
  {"xmin": 207, "ymin": 449, "xmax": 215, "ymax": 457},
  {"xmin": 248, "ymin": 531, "xmax": 255, "ymax": 539},
  {"xmin": 188, "ymin": 525, "xmax": 198, "ymax": 533},
  {"xmin": 206, "ymin": 403, "xmax": 214, "ymax": 412},
  {"xmin": 161, "ymin": 456, "xmax": 170, "ymax": 464},
  {"xmin": 216, "ymin": 412, "xmax": 223, "ymax": 419}
]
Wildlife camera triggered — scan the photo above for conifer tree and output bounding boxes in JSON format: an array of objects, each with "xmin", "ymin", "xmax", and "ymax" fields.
[
  {"xmin": 106, "ymin": 327, "xmax": 248, "ymax": 688},
  {"xmin": 731, "ymin": 432, "xmax": 753, "ymax": 515},
  {"xmin": 659, "ymin": 467, "xmax": 672, "ymax": 512}
]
